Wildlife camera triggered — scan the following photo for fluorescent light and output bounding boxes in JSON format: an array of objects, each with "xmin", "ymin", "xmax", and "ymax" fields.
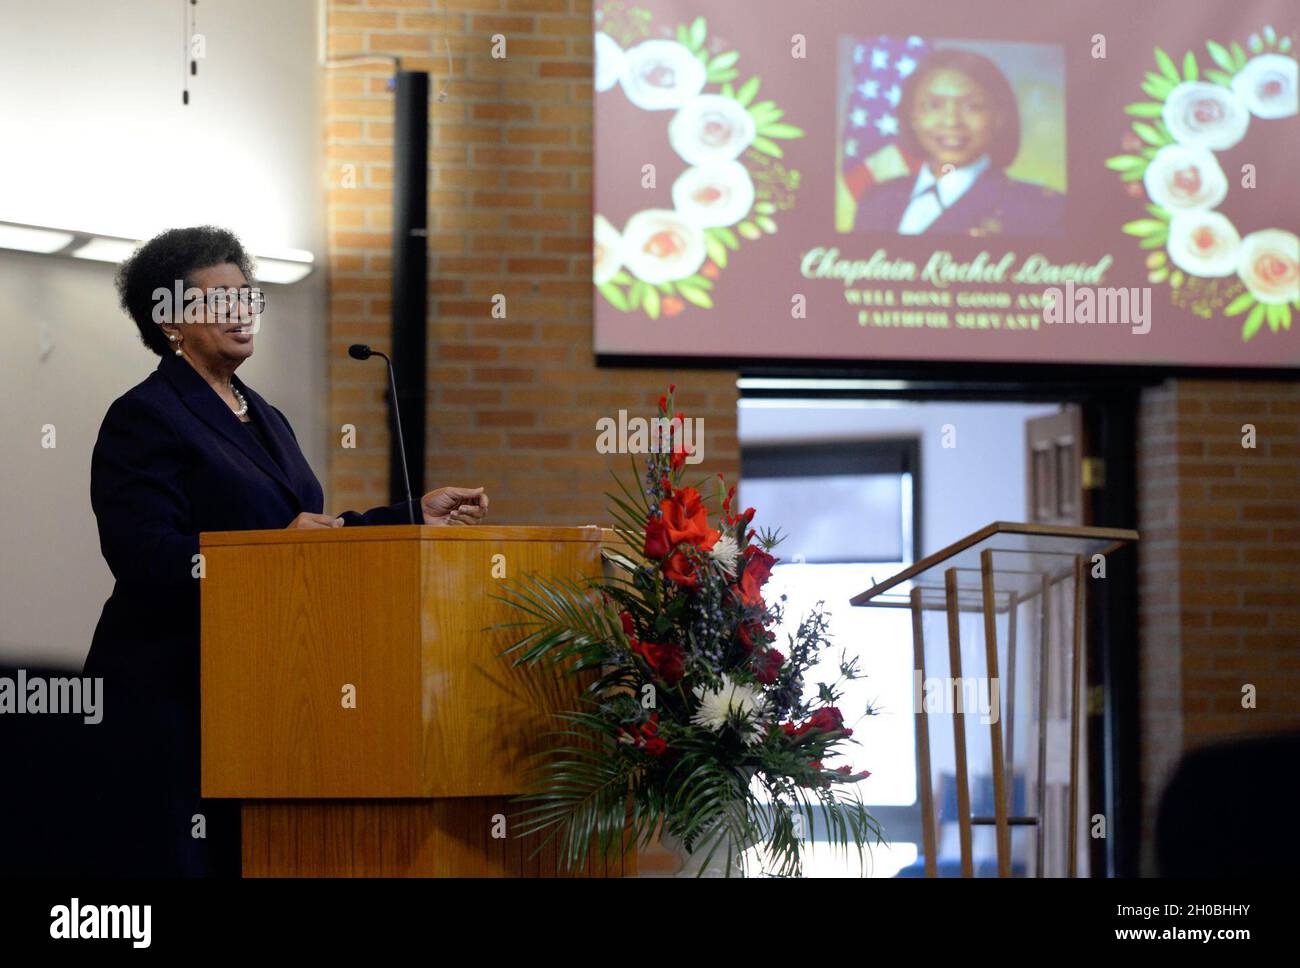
[
  {"xmin": 0, "ymin": 224, "xmax": 75, "ymax": 254},
  {"xmin": 0, "ymin": 219, "xmax": 315, "ymax": 284},
  {"xmin": 70, "ymin": 238, "xmax": 140, "ymax": 263},
  {"xmin": 738, "ymin": 378, "xmax": 914, "ymax": 392},
  {"xmin": 255, "ymin": 255, "xmax": 314, "ymax": 284}
]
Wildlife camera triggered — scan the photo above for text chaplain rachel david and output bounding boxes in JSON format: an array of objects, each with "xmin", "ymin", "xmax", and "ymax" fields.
[{"xmin": 83, "ymin": 225, "xmax": 489, "ymax": 877}]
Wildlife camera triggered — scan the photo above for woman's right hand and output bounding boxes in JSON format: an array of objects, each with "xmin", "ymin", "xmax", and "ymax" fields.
[{"xmin": 286, "ymin": 512, "xmax": 344, "ymax": 529}]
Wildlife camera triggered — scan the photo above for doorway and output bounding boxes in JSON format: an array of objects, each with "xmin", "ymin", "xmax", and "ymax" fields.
[{"xmin": 737, "ymin": 389, "xmax": 1135, "ymax": 876}]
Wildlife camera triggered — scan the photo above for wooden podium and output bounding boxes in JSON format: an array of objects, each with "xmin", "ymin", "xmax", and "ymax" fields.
[{"xmin": 199, "ymin": 524, "xmax": 634, "ymax": 877}]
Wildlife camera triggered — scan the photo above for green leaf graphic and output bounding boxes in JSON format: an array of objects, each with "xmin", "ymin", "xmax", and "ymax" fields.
[
  {"xmin": 708, "ymin": 50, "xmax": 739, "ymax": 72},
  {"xmin": 1105, "ymin": 155, "xmax": 1146, "ymax": 171},
  {"xmin": 643, "ymin": 284, "xmax": 661, "ymax": 319},
  {"xmin": 1154, "ymin": 47, "xmax": 1180, "ymax": 82},
  {"xmin": 678, "ymin": 285, "xmax": 713, "ymax": 309},
  {"xmin": 704, "ymin": 233, "xmax": 727, "ymax": 268},
  {"xmin": 1243, "ymin": 303, "xmax": 1266, "ymax": 340},
  {"xmin": 689, "ymin": 17, "xmax": 706, "ymax": 51},
  {"xmin": 1133, "ymin": 122, "xmax": 1167, "ymax": 145},
  {"xmin": 598, "ymin": 283, "xmax": 629, "ymax": 311},
  {"xmin": 1207, "ymin": 40, "xmax": 1235, "ymax": 72},
  {"xmin": 1123, "ymin": 219, "xmax": 1166, "ymax": 236},
  {"xmin": 1224, "ymin": 292, "xmax": 1256, "ymax": 316}
]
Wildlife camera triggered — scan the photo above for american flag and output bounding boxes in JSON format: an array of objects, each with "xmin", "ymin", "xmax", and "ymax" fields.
[{"xmin": 841, "ymin": 35, "xmax": 931, "ymax": 200}]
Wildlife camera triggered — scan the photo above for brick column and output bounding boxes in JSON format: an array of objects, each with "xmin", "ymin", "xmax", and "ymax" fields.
[{"xmin": 1137, "ymin": 378, "xmax": 1300, "ymax": 869}]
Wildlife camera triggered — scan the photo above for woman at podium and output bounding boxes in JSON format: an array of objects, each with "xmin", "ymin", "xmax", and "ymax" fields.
[{"xmin": 83, "ymin": 225, "xmax": 489, "ymax": 877}]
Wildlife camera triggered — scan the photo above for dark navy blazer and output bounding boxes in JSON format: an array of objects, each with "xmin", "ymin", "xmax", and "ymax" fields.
[
  {"xmin": 83, "ymin": 352, "xmax": 414, "ymax": 875},
  {"xmin": 853, "ymin": 168, "xmax": 1065, "ymax": 237}
]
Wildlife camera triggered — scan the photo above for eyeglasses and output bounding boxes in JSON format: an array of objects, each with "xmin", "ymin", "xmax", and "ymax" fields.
[{"xmin": 205, "ymin": 287, "xmax": 267, "ymax": 316}]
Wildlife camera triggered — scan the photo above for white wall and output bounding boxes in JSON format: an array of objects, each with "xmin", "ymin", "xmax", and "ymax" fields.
[
  {"xmin": 0, "ymin": 0, "xmax": 327, "ymax": 669},
  {"xmin": 739, "ymin": 398, "xmax": 1061, "ymax": 556}
]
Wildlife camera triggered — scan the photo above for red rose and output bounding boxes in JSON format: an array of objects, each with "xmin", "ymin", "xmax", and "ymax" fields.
[
  {"xmin": 660, "ymin": 487, "xmax": 719, "ymax": 551},
  {"xmin": 620, "ymin": 611, "xmax": 635, "ymax": 636},
  {"xmin": 735, "ymin": 547, "xmax": 777, "ymax": 606},
  {"xmin": 643, "ymin": 736, "xmax": 667, "ymax": 756},
  {"xmin": 632, "ymin": 640, "xmax": 686, "ymax": 687},
  {"xmin": 662, "ymin": 550, "xmax": 698, "ymax": 588},
  {"xmin": 806, "ymin": 707, "xmax": 846, "ymax": 734},
  {"xmin": 783, "ymin": 706, "xmax": 852, "ymax": 739},
  {"xmin": 753, "ymin": 648, "xmax": 784, "ymax": 685},
  {"xmin": 643, "ymin": 517, "xmax": 671, "ymax": 558},
  {"xmin": 736, "ymin": 619, "xmax": 764, "ymax": 655}
]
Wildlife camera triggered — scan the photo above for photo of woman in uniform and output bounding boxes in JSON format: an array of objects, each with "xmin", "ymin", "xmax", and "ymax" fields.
[{"xmin": 852, "ymin": 47, "xmax": 1065, "ymax": 237}]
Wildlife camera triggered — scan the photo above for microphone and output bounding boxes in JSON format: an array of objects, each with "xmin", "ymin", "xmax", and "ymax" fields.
[{"xmin": 347, "ymin": 344, "xmax": 417, "ymax": 525}]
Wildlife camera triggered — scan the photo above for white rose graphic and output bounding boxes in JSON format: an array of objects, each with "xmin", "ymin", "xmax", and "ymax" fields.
[
  {"xmin": 1236, "ymin": 229, "xmax": 1300, "ymax": 305},
  {"xmin": 593, "ymin": 215, "xmax": 623, "ymax": 286},
  {"xmin": 671, "ymin": 161, "xmax": 755, "ymax": 228},
  {"xmin": 668, "ymin": 94, "xmax": 757, "ymax": 165},
  {"xmin": 1167, "ymin": 211, "xmax": 1242, "ymax": 278},
  {"xmin": 621, "ymin": 209, "xmax": 707, "ymax": 284},
  {"xmin": 594, "ymin": 32, "xmax": 625, "ymax": 94},
  {"xmin": 1231, "ymin": 53, "xmax": 1298, "ymax": 120},
  {"xmin": 1142, "ymin": 144, "xmax": 1227, "ymax": 212},
  {"xmin": 1162, "ymin": 81, "xmax": 1250, "ymax": 150},
  {"xmin": 620, "ymin": 40, "xmax": 706, "ymax": 111}
]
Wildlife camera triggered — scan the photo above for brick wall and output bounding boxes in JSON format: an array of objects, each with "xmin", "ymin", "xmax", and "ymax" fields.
[
  {"xmin": 1136, "ymin": 378, "xmax": 1300, "ymax": 867},
  {"xmin": 323, "ymin": 0, "xmax": 739, "ymax": 527}
]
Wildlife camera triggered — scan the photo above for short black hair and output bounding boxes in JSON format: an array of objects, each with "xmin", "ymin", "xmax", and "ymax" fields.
[
  {"xmin": 115, "ymin": 225, "xmax": 256, "ymax": 356},
  {"xmin": 898, "ymin": 48, "xmax": 1022, "ymax": 171}
]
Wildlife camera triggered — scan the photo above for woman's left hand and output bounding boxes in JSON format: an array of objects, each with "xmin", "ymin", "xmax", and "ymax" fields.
[{"xmin": 421, "ymin": 486, "xmax": 489, "ymax": 526}]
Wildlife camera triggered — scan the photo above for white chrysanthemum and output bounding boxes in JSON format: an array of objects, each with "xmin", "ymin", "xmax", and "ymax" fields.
[
  {"xmin": 709, "ymin": 533, "xmax": 740, "ymax": 576},
  {"xmin": 692, "ymin": 676, "xmax": 767, "ymax": 744},
  {"xmin": 1162, "ymin": 81, "xmax": 1250, "ymax": 150},
  {"xmin": 1232, "ymin": 53, "xmax": 1298, "ymax": 120}
]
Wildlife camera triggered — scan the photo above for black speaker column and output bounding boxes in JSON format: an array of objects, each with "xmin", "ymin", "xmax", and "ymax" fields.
[{"xmin": 389, "ymin": 70, "xmax": 428, "ymax": 504}]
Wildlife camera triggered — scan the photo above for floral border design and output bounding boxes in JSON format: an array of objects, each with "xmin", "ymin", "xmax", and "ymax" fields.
[
  {"xmin": 595, "ymin": 8, "xmax": 805, "ymax": 319},
  {"xmin": 1106, "ymin": 26, "xmax": 1298, "ymax": 342}
]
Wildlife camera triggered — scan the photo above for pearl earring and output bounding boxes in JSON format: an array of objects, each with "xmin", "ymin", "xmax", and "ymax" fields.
[{"xmin": 168, "ymin": 333, "xmax": 183, "ymax": 356}]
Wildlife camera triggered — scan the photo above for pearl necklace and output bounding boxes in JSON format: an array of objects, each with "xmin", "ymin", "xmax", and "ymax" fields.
[{"xmin": 232, "ymin": 386, "xmax": 249, "ymax": 418}]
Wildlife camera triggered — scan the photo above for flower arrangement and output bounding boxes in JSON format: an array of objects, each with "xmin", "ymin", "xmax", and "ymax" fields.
[{"xmin": 498, "ymin": 387, "xmax": 878, "ymax": 877}]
